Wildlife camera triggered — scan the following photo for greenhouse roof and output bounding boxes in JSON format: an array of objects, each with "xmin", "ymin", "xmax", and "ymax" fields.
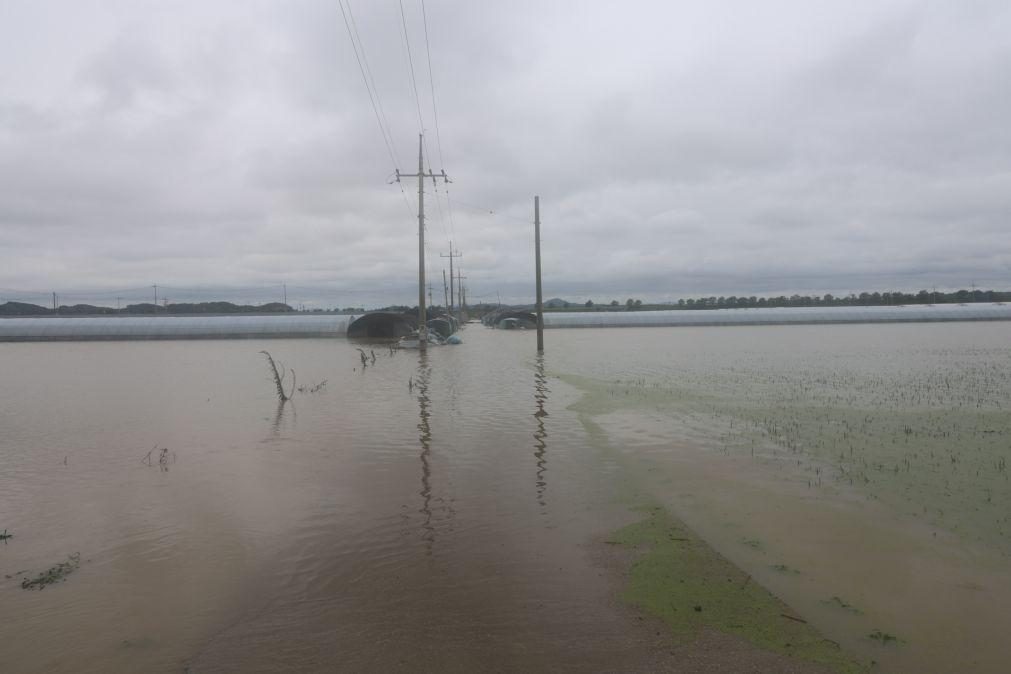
[
  {"xmin": 542, "ymin": 303, "xmax": 1011, "ymax": 328},
  {"xmin": 0, "ymin": 314, "xmax": 351, "ymax": 341}
]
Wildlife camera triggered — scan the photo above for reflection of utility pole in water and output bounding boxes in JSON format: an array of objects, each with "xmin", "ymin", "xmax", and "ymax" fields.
[
  {"xmin": 533, "ymin": 353, "xmax": 549, "ymax": 509},
  {"xmin": 415, "ymin": 351, "xmax": 435, "ymax": 553}
]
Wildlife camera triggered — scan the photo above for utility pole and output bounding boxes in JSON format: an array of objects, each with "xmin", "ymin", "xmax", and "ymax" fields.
[
  {"xmin": 52, "ymin": 292, "xmax": 57, "ymax": 313},
  {"xmin": 443, "ymin": 270, "xmax": 450, "ymax": 314},
  {"xmin": 534, "ymin": 195, "xmax": 544, "ymax": 352},
  {"xmin": 428, "ymin": 283, "xmax": 434, "ymax": 308},
  {"xmin": 283, "ymin": 282, "xmax": 287, "ymax": 306},
  {"xmin": 455, "ymin": 270, "xmax": 467, "ymax": 326},
  {"xmin": 440, "ymin": 243, "xmax": 461, "ymax": 321},
  {"xmin": 116, "ymin": 297, "xmax": 122, "ymax": 312},
  {"xmin": 153, "ymin": 284, "xmax": 158, "ymax": 308},
  {"xmin": 396, "ymin": 134, "xmax": 449, "ymax": 351}
]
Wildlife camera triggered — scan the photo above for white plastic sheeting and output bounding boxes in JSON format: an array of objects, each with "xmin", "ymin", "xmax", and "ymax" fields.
[
  {"xmin": 0, "ymin": 315, "xmax": 351, "ymax": 341},
  {"xmin": 542, "ymin": 303, "xmax": 1011, "ymax": 328}
]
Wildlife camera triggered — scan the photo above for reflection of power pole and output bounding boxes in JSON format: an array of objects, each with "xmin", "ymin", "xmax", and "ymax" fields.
[
  {"xmin": 396, "ymin": 134, "xmax": 449, "ymax": 351},
  {"xmin": 440, "ymin": 243, "xmax": 461, "ymax": 318}
]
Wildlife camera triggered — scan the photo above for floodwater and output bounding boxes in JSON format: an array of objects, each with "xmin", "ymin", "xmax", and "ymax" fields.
[{"xmin": 1, "ymin": 323, "xmax": 1009, "ymax": 672}]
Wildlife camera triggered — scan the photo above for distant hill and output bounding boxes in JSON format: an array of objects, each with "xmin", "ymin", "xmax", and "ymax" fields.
[
  {"xmin": 0, "ymin": 301, "xmax": 51, "ymax": 316},
  {"xmin": 0, "ymin": 301, "xmax": 294, "ymax": 316}
]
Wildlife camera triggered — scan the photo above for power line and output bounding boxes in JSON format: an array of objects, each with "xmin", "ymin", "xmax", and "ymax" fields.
[
  {"xmin": 337, "ymin": 1, "xmax": 415, "ymax": 220},
  {"xmin": 420, "ymin": 0, "xmax": 445, "ymax": 171},
  {"xmin": 338, "ymin": 0, "xmax": 397, "ymax": 170},
  {"xmin": 398, "ymin": 0, "xmax": 426, "ymax": 136},
  {"xmin": 345, "ymin": 1, "xmax": 402, "ymax": 169}
]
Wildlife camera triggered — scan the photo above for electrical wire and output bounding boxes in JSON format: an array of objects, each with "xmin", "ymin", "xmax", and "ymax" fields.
[
  {"xmin": 338, "ymin": 0, "xmax": 415, "ymax": 220},
  {"xmin": 420, "ymin": 0, "xmax": 456, "ymax": 243},
  {"xmin": 398, "ymin": 0, "xmax": 426, "ymax": 136},
  {"xmin": 338, "ymin": 0, "xmax": 398, "ymax": 171}
]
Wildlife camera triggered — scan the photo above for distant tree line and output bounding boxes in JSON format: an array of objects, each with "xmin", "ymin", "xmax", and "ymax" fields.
[{"xmin": 565, "ymin": 288, "xmax": 1011, "ymax": 312}]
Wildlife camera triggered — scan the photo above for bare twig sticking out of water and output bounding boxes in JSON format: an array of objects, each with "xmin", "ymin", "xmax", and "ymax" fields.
[
  {"xmin": 297, "ymin": 380, "xmax": 328, "ymax": 394},
  {"xmin": 141, "ymin": 446, "xmax": 173, "ymax": 472},
  {"xmin": 0, "ymin": 529, "xmax": 11, "ymax": 542},
  {"xmin": 260, "ymin": 351, "xmax": 296, "ymax": 401}
]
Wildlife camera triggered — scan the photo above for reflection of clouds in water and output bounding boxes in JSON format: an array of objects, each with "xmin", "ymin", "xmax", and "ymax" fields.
[{"xmin": 534, "ymin": 354, "xmax": 549, "ymax": 510}]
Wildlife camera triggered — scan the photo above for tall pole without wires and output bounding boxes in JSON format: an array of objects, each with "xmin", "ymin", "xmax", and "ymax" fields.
[
  {"xmin": 535, "ymin": 195, "xmax": 544, "ymax": 352},
  {"xmin": 396, "ymin": 134, "xmax": 449, "ymax": 351},
  {"xmin": 440, "ymin": 243, "xmax": 461, "ymax": 324},
  {"xmin": 443, "ymin": 270, "xmax": 450, "ymax": 313}
]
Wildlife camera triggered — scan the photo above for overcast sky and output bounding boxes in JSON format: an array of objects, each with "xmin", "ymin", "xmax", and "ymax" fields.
[{"xmin": 2, "ymin": 0, "xmax": 1009, "ymax": 308}]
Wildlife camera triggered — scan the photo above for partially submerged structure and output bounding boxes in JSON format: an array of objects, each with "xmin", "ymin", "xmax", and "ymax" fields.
[
  {"xmin": 483, "ymin": 308, "xmax": 537, "ymax": 329},
  {"xmin": 346, "ymin": 312, "xmax": 416, "ymax": 339},
  {"xmin": 3, "ymin": 303, "xmax": 1008, "ymax": 342}
]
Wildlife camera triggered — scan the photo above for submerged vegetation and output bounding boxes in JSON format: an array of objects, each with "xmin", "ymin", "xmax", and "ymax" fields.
[
  {"xmin": 20, "ymin": 553, "xmax": 81, "ymax": 590},
  {"xmin": 560, "ymin": 340, "xmax": 1011, "ymax": 554},
  {"xmin": 609, "ymin": 505, "xmax": 865, "ymax": 672},
  {"xmin": 141, "ymin": 446, "xmax": 173, "ymax": 471}
]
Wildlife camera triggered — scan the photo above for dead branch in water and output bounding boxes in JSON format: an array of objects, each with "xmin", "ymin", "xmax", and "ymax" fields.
[
  {"xmin": 260, "ymin": 350, "xmax": 296, "ymax": 401},
  {"xmin": 141, "ymin": 446, "xmax": 173, "ymax": 471},
  {"xmin": 297, "ymin": 379, "xmax": 328, "ymax": 394}
]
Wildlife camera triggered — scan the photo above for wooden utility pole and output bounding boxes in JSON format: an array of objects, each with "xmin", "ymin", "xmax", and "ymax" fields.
[
  {"xmin": 396, "ymin": 134, "xmax": 449, "ymax": 351},
  {"xmin": 535, "ymin": 195, "xmax": 544, "ymax": 352},
  {"xmin": 52, "ymin": 292, "xmax": 57, "ymax": 313},
  {"xmin": 440, "ymin": 243, "xmax": 461, "ymax": 323}
]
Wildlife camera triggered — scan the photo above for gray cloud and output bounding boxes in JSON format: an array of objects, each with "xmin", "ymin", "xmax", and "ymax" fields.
[{"xmin": 1, "ymin": 0, "xmax": 1009, "ymax": 308}]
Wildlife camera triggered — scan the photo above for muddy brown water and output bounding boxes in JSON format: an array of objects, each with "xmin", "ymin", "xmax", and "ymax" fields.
[{"xmin": 1, "ymin": 323, "xmax": 1009, "ymax": 672}]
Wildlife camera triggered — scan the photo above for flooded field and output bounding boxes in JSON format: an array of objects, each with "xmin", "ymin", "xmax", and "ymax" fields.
[{"xmin": 1, "ymin": 323, "xmax": 1009, "ymax": 672}]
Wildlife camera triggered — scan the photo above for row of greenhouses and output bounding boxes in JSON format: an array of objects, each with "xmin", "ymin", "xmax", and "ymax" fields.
[
  {"xmin": 0, "ymin": 314, "xmax": 352, "ymax": 341},
  {"xmin": 1, "ymin": 303, "xmax": 1009, "ymax": 341},
  {"xmin": 542, "ymin": 302, "xmax": 1011, "ymax": 328}
]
